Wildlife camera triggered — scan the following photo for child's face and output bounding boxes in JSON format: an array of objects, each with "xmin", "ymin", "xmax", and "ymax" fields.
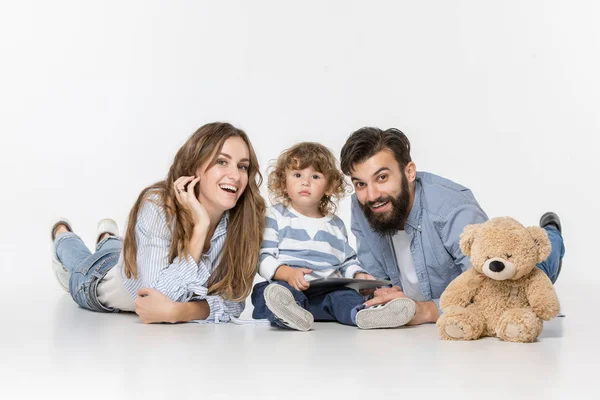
[{"xmin": 285, "ymin": 166, "xmax": 329, "ymax": 215}]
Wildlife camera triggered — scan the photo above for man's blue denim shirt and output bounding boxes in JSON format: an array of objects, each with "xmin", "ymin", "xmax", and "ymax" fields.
[{"xmin": 350, "ymin": 171, "xmax": 488, "ymax": 311}]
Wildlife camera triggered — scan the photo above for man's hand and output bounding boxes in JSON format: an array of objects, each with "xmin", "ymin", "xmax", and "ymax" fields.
[
  {"xmin": 354, "ymin": 272, "xmax": 376, "ymax": 296},
  {"xmin": 363, "ymin": 286, "xmax": 440, "ymax": 325},
  {"xmin": 364, "ymin": 286, "xmax": 407, "ymax": 307}
]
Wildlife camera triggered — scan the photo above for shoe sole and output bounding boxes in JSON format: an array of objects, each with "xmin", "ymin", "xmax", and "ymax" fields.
[
  {"xmin": 264, "ymin": 284, "xmax": 314, "ymax": 331},
  {"xmin": 52, "ymin": 256, "xmax": 70, "ymax": 292},
  {"xmin": 356, "ymin": 298, "xmax": 416, "ymax": 330}
]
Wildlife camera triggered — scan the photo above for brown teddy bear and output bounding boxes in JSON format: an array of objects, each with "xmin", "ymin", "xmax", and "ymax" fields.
[{"xmin": 436, "ymin": 217, "xmax": 560, "ymax": 343}]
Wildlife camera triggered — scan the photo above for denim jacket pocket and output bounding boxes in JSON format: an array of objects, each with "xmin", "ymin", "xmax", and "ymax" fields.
[{"xmin": 422, "ymin": 228, "xmax": 447, "ymax": 267}]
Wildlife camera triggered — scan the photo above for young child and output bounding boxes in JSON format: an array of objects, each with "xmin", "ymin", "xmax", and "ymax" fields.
[{"xmin": 251, "ymin": 142, "xmax": 416, "ymax": 331}]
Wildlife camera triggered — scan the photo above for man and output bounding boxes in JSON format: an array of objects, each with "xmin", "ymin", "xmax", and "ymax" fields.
[{"xmin": 340, "ymin": 127, "xmax": 565, "ymax": 327}]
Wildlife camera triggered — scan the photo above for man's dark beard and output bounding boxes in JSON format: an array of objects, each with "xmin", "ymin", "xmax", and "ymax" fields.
[{"xmin": 359, "ymin": 176, "xmax": 410, "ymax": 236}]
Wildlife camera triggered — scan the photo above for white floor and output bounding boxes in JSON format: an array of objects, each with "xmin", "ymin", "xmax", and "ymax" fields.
[{"xmin": 1, "ymin": 273, "xmax": 597, "ymax": 400}]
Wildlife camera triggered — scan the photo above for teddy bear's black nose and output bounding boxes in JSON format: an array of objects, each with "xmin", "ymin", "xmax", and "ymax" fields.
[{"xmin": 489, "ymin": 260, "xmax": 505, "ymax": 272}]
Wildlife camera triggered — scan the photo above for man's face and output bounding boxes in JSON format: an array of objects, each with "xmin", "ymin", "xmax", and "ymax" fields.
[{"xmin": 350, "ymin": 150, "xmax": 412, "ymax": 235}]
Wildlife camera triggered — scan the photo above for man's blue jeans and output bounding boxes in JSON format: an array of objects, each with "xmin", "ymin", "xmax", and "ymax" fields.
[
  {"xmin": 539, "ymin": 226, "xmax": 565, "ymax": 284},
  {"xmin": 251, "ymin": 280, "xmax": 364, "ymax": 328}
]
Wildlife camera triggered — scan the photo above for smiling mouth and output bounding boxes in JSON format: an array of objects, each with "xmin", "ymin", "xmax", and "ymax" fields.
[
  {"xmin": 371, "ymin": 201, "xmax": 389, "ymax": 210},
  {"xmin": 219, "ymin": 184, "xmax": 238, "ymax": 194}
]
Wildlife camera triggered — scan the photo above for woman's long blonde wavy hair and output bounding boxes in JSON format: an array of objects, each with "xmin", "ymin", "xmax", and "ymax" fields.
[{"xmin": 122, "ymin": 122, "xmax": 265, "ymax": 302}]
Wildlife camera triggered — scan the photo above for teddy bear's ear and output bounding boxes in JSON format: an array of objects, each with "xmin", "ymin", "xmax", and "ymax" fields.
[
  {"xmin": 459, "ymin": 224, "xmax": 481, "ymax": 257},
  {"xmin": 527, "ymin": 226, "xmax": 552, "ymax": 263}
]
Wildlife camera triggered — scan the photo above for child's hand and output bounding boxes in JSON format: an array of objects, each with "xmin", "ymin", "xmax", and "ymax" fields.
[{"xmin": 287, "ymin": 268, "xmax": 313, "ymax": 291}]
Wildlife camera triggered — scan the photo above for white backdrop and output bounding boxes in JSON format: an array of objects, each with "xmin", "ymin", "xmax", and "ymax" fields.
[{"xmin": 1, "ymin": 0, "xmax": 598, "ymax": 297}]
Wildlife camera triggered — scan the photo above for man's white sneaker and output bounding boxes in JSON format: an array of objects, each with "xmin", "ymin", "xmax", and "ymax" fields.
[
  {"xmin": 50, "ymin": 218, "xmax": 73, "ymax": 293},
  {"xmin": 264, "ymin": 284, "xmax": 314, "ymax": 331},
  {"xmin": 356, "ymin": 297, "xmax": 416, "ymax": 329}
]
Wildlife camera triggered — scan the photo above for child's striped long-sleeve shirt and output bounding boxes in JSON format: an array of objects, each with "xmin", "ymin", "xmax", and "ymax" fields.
[{"xmin": 258, "ymin": 203, "xmax": 367, "ymax": 281}]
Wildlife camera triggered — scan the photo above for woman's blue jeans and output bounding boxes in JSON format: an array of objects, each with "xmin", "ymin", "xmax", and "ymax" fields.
[{"xmin": 54, "ymin": 232, "xmax": 122, "ymax": 313}]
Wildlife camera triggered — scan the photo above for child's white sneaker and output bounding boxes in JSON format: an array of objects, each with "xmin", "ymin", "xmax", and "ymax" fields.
[
  {"xmin": 50, "ymin": 218, "xmax": 73, "ymax": 293},
  {"xmin": 356, "ymin": 297, "xmax": 416, "ymax": 329},
  {"xmin": 264, "ymin": 284, "xmax": 314, "ymax": 331}
]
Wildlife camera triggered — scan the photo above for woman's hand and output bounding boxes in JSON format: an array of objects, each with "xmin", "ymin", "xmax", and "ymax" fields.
[
  {"xmin": 173, "ymin": 176, "xmax": 209, "ymax": 230},
  {"xmin": 135, "ymin": 288, "xmax": 179, "ymax": 324}
]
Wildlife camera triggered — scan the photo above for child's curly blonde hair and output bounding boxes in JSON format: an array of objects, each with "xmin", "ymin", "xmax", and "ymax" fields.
[{"xmin": 267, "ymin": 142, "xmax": 349, "ymax": 216}]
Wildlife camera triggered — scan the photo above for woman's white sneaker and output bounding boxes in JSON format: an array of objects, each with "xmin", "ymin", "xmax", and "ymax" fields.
[
  {"xmin": 96, "ymin": 218, "xmax": 119, "ymax": 245},
  {"xmin": 50, "ymin": 218, "xmax": 72, "ymax": 293},
  {"xmin": 264, "ymin": 284, "xmax": 314, "ymax": 331},
  {"xmin": 356, "ymin": 297, "xmax": 416, "ymax": 329}
]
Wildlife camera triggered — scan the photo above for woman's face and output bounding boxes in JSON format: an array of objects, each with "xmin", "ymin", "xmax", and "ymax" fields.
[{"xmin": 195, "ymin": 136, "xmax": 250, "ymax": 215}]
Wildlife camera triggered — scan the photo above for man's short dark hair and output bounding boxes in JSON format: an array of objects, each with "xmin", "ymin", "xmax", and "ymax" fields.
[{"xmin": 340, "ymin": 127, "xmax": 412, "ymax": 175}]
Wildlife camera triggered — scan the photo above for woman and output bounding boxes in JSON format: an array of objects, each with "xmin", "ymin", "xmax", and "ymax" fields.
[{"xmin": 50, "ymin": 122, "xmax": 265, "ymax": 323}]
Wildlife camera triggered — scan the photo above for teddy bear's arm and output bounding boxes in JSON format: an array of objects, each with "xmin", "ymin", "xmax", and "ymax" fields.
[
  {"xmin": 440, "ymin": 268, "xmax": 482, "ymax": 310},
  {"xmin": 526, "ymin": 268, "xmax": 560, "ymax": 320}
]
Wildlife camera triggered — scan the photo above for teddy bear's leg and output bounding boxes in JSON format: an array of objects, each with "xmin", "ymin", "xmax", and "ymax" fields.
[
  {"xmin": 495, "ymin": 308, "xmax": 543, "ymax": 343},
  {"xmin": 436, "ymin": 305, "xmax": 486, "ymax": 341}
]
